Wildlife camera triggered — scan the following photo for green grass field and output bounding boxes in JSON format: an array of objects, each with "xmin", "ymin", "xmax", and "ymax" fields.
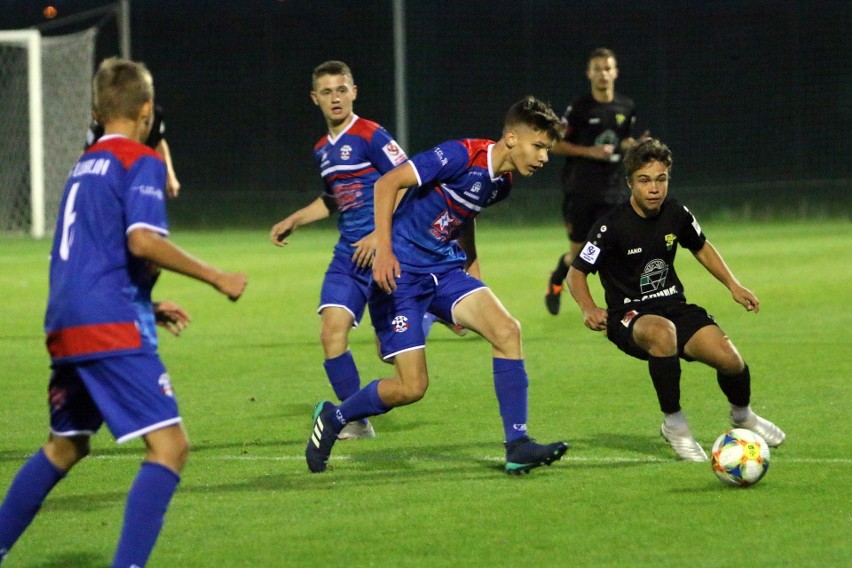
[{"xmin": 1, "ymin": 220, "xmax": 850, "ymax": 567}]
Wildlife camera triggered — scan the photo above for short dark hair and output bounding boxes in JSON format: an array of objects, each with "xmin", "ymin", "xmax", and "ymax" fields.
[
  {"xmin": 504, "ymin": 96, "xmax": 565, "ymax": 141},
  {"xmin": 588, "ymin": 47, "xmax": 616, "ymax": 63},
  {"xmin": 623, "ymin": 138, "xmax": 673, "ymax": 179},
  {"xmin": 312, "ymin": 60, "xmax": 354, "ymax": 89}
]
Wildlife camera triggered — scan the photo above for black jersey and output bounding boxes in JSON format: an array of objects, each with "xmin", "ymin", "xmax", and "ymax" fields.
[
  {"xmin": 571, "ymin": 198, "xmax": 707, "ymax": 317},
  {"xmin": 84, "ymin": 105, "xmax": 165, "ymax": 151},
  {"xmin": 560, "ymin": 93, "xmax": 637, "ymax": 201}
]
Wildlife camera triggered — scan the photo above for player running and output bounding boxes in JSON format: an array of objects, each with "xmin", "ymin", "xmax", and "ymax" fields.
[{"xmin": 305, "ymin": 96, "xmax": 569, "ymax": 475}]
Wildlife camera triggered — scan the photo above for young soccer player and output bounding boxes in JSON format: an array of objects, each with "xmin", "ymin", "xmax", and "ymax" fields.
[
  {"xmin": 306, "ymin": 96, "xmax": 569, "ymax": 475},
  {"xmin": 269, "ymin": 61, "xmax": 465, "ymax": 440},
  {"xmin": 545, "ymin": 48, "xmax": 649, "ymax": 315},
  {"xmin": 566, "ymin": 138, "xmax": 785, "ymax": 461},
  {"xmin": 0, "ymin": 57, "xmax": 247, "ymax": 567}
]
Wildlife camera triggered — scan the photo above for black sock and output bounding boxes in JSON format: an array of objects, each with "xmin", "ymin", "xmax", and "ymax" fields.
[
  {"xmin": 717, "ymin": 364, "xmax": 751, "ymax": 408},
  {"xmin": 648, "ymin": 355, "xmax": 682, "ymax": 414},
  {"xmin": 551, "ymin": 254, "xmax": 570, "ymax": 284}
]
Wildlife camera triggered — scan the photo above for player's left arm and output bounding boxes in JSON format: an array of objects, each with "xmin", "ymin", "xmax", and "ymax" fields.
[
  {"xmin": 155, "ymin": 138, "xmax": 181, "ymax": 198},
  {"xmin": 456, "ymin": 219, "xmax": 480, "ymax": 279},
  {"xmin": 153, "ymin": 300, "xmax": 190, "ymax": 336},
  {"xmin": 692, "ymin": 241, "xmax": 760, "ymax": 313},
  {"xmin": 372, "ymin": 162, "xmax": 417, "ymax": 292}
]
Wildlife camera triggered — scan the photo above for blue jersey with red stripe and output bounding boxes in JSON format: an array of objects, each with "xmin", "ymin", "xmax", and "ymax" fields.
[
  {"xmin": 395, "ymin": 139, "xmax": 512, "ymax": 272},
  {"xmin": 313, "ymin": 115, "xmax": 408, "ymax": 256},
  {"xmin": 45, "ymin": 135, "xmax": 169, "ymax": 364}
]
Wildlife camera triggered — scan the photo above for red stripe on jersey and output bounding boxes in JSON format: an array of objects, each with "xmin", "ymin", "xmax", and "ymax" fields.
[
  {"xmin": 87, "ymin": 137, "xmax": 162, "ymax": 170},
  {"xmin": 314, "ymin": 116, "xmax": 382, "ymax": 149},
  {"xmin": 326, "ymin": 166, "xmax": 378, "ymax": 182},
  {"xmin": 459, "ymin": 139, "xmax": 493, "ymax": 169},
  {"xmin": 433, "ymin": 186, "xmax": 473, "ymax": 218},
  {"xmin": 46, "ymin": 322, "xmax": 142, "ymax": 359}
]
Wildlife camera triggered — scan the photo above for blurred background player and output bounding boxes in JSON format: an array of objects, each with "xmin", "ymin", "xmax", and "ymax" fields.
[
  {"xmin": 545, "ymin": 47, "xmax": 649, "ymax": 315},
  {"xmin": 0, "ymin": 57, "xmax": 246, "ymax": 567},
  {"xmin": 566, "ymin": 138, "xmax": 785, "ymax": 462},
  {"xmin": 87, "ymin": 103, "xmax": 182, "ymax": 198},
  {"xmin": 269, "ymin": 60, "xmax": 411, "ymax": 440},
  {"xmin": 305, "ymin": 96, "xmax": 569, "ymax": 476}
]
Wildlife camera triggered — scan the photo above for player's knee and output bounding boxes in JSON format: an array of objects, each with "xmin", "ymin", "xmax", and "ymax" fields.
[
  {"xmin": 44, "ymin": 435, "xmax": 90, "ymax": 471},
  {"xmin": 490, "ymin": 317, "xmax": 522, "ymax": 350},
  {"xmin": 636, "ymin": 318, "xmax": 677, "ymax": 356}
]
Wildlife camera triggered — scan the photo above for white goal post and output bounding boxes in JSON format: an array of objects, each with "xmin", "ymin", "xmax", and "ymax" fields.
[{"xmin": 0, "ymin": 0, "xmax": 130, "ymax": 238}]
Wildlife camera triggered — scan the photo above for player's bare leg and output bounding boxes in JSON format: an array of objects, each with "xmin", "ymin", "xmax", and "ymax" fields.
[
  {"xmin": 455, "ymin": 289, "xmax": 568, "ymax": 474},
  {"xmin": 546, "ymin": 238, "xmax": 583, "ymax": 316},
  {"xmin": 320, "ymin": 306, "xmax": 375, "ymax": 439},
  {"xmin": 684, "ymin": 326, "xmax": 785, "ymax": 446},
  {"xmin": 633, "ymin": 315, "xmax": 708, "ymax": 461}
]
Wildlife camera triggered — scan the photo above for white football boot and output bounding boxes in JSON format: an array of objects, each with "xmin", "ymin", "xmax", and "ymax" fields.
[
  {"xmin": 660, "ymin": 422, "xmax": 709, "ymax": 462},
  {"xmin": 730, "ymin": 410, "xmax": 786, "ymax": 447},
  {"xmin": 337, "ymin": 418, "xmax": 376, "ymax": 441}
]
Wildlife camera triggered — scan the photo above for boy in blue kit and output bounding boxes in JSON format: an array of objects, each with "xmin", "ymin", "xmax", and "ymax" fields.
[
  {"xmin": 270, "ymin": 61, "xmax": 465, "ymax": 440},
  {"xmin": 306, "ymin": 96, "xmax": 569, "ymax": 475},
  {"xmin": 0, "ymin": 58, "xmax": 247, "ymax": 567}
]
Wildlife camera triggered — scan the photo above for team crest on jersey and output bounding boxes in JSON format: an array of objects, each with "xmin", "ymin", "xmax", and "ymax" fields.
[
  {"xmin": 616, "ymin": 113, "xmax": 626, "ymax": 126},
  {"xmin": 640, "ymin": 259, "xmax": 668, "ymax": 294},
  {"xmin": 580, "ymin": 242, "xmax": 601, "ymax": 264},
  {"xmin": 430, "ymin": 210, "xmax": 461, "ymax": 242},
  {"xmin": 665, "ymin": 233, "xmax": 676, "ymax": 250},
  {"xmin": 391, "ymin": 315, "xmax": 409, "ymax": 333},
  {"xmin": 339, "ymin": 145, "xmax": 353, "ymax": 160},
  {"xmin": 159, "ymin": 373, "xmax": 175, "ymax": 397}
]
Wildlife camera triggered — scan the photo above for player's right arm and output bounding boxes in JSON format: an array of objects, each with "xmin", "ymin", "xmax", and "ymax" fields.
[
  {"xmin": 128, "ymin": 228, "xmax": 247, "ymax": 301},
  {"xmin": 269, "ymin": 196, "xmax": 333, "ymax": 246},
  {"xmin": 566, "ymin": 266, "xmax": 608, "ymax": 331},
  {"xmin": 372, "ymin": 162, "xmax": 417, "ymax": 293}
]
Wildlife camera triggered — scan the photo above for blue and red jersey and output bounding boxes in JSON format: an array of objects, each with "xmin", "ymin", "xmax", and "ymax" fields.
[
  {"xmin": 393, "ymin": 139, "xmax": 512, "ymax": 272},
  {"xmin": 313, "ymin": 115, "xmax": 408, "ymax": 256},
  {"xmin": 45, "ymin": 135, "xmax": 168, "ymax": 364}
]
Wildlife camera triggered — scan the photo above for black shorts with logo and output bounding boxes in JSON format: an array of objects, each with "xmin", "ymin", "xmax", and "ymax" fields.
[{"xmin": 606, "ymin": 301, "xmax": 717, "ymax": 361}]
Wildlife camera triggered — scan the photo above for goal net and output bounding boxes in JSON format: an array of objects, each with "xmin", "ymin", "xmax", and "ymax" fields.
[
  {"xmin": 0, "ymin": 0, "xmax": 130, "ymax": 238},
  {"xmin": 0, "ymin": 27, "xmax": 97, "ymax": 237}
]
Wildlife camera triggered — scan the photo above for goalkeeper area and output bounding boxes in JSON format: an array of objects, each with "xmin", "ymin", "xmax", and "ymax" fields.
[{"xmin": 0, "ymin": 1, "xmax": 129, "ymax": 237}]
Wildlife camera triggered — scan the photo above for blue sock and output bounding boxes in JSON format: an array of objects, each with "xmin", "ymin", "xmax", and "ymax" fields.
[
  {"xmin": 338, "ymin": 380, "xmax": 392, "ymax": 423},
  {"xmin": 493, "ymin": 358, "xmax": 529, "ymax": 443},
  {"xmin": 112, "ymin": 462, "xmax": 180, "ymax": 568},
  {"xmin": 324, "ymin": 351, "xmax": 361, "ymax": 402},
  {"xmin": 0, "ymin": 449, "xmax": 65, "ymax": 559},
  {"xmin": 421, "ymin": 312, "xmax": 437, "ymax": 338}
]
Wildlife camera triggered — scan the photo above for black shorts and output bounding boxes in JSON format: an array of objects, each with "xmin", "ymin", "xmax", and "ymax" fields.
[
  {"xmin": 606, "ymin": 302, "xmax": 717, "ymax": 361},
  {"xmin": 561, "ymin": 192, "xmax": 626, "ymax": 243}
]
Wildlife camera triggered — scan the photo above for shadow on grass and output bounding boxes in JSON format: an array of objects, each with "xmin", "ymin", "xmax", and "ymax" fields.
[{"xmin": 25, "ymin": 551, "xmax": 108, "ymax": 568}]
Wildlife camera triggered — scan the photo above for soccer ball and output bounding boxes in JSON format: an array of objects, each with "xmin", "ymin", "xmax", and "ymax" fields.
[{"xmin": 711, "ymin": 428, "xmax": 770, "ymax": 487}]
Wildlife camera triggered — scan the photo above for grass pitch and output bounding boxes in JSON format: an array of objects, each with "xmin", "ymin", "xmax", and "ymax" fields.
[{"xmin": 1, "ymin": 220, "xmax": 850, "ymax": 567}]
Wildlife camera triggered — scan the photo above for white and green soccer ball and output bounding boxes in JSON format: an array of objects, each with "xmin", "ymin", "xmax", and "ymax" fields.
[{"xmin": 711, "ymin": 428, "xmax": 770, "ymax": 487}]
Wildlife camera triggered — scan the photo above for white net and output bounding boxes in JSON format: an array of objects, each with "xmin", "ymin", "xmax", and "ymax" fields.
[{"xmin": 0, "ymin": 27, "xmax": 96, "ymax": 236}]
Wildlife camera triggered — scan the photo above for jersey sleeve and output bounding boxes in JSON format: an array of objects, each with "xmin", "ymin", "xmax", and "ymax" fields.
[
  {"xmin": 144, "ymin": 106, "xmax": 165, "ymax": 150},
  {"xmin": 124, "ymin": 155, "xmax": 169, "ymax": 236},
  {"xmin": 409, "ymin": 140, "xmax": 470, "ymax": 189},
  {"xmin": 367, "ymin": 127, "xmax": 409, "ymax": 175},
  {"xmin": 571, "ymin": 218, "xmax": 609, "ymax": 274},
  {"xmin": 678, "ymin": 204, "xmax": 706, "ymax": 251}
]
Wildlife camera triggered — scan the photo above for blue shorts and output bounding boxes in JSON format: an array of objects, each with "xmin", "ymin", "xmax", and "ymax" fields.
[
  {"xmin": 369, "ymin": 268, "xmax": 486, "ymax": 360},
  {"xmin": 318, "ymin": 252, "xmax": 372, "ymax": 327},
  {"xmin": 49, "ymin": 353, "xmax": 181, "ymax": 444}
]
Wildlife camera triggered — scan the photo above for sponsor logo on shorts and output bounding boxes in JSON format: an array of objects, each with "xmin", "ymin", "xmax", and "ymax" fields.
[
  {"xmin": 391, "ymin": 315, "xmax": 409, "ymax": 333},
  {"xmin": 621, "ymin": 310, "xmax": 639, "ymax": 327},
  {"xmin": 48, "ymin": 386, "xmax": 67, "ymax": 411},
  {"xmin": 158, "ymin": 373, "xmax": 175, "ymax": 397}
]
